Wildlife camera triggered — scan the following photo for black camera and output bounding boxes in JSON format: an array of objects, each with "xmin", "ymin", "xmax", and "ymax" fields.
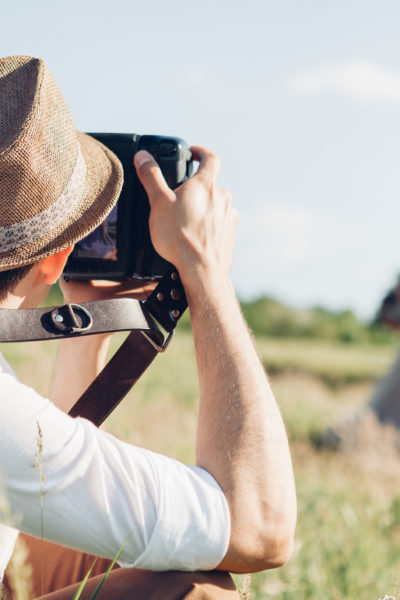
[{"xmin": 64, "ymin": 133, "xmax": 194, "ymax": 281}]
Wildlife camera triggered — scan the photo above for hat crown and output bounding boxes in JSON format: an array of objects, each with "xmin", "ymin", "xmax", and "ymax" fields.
[
  {"xmin": 0, "ymin": 56, "xmax": 78, "ymax": 226},
  {"xmin": 0, "ymin": 55, "xmax": 123, "ymax": 272},
  {"xmin": 0, "ymin": 56, "xmax": 40, "ymax": 154}
]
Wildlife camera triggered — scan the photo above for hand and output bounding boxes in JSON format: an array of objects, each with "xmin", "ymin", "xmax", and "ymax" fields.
[
  {"xmin": 59, "ymin": 277, "xmax": 156, "ymax": 304},
  {"xmin": 134, "ymin": 146, "xmax": 237, "ymax": 288}
]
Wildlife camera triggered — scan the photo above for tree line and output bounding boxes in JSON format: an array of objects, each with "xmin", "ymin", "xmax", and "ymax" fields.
[{"xmin": 239, "ymin": 296, "xmax": 395, "ymax": 344}]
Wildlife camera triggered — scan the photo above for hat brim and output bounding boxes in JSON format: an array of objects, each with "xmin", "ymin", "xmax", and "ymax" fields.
[{"xmin": 0, "ymin": 132, "xmax": 124, "ymax": 270}]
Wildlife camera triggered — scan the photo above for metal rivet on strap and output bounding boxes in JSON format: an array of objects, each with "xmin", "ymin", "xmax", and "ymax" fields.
[
  {"xmin": 50, "ymin": 303, "xmax": 93, "ymax": 334},
  {"xmin": 171, "ymin": 309, "xmax": 180, "ymax": 319},
  {"xmin": 171, "ymin": 271, "xmax": 178, "ymax": 280},
  {"xmin": 157, "ymin": 292, "xmax": 165, "ymax": 302},
  {"xmin": 170, "ymin": 289, "xmax": 180, "ymax": 301}
]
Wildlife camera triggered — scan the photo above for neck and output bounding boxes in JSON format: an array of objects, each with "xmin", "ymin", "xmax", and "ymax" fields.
[
  {"xmin": 0, "ymin": 265, "xmax": 50, "ymax": 310},
  {"xmin": 0, "ymin": 295, "xmax": 26, "ymax": 310}
]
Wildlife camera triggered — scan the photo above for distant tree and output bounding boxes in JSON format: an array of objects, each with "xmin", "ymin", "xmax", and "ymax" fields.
[{"xmin": 240, "ymin": 296, "xmax": 385, "ymax": 344}]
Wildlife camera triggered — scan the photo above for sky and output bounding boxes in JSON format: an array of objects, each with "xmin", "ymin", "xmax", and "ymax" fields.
[{"xmin": 2, "ymin": 0, "xmax": 400, "ymax": 318}]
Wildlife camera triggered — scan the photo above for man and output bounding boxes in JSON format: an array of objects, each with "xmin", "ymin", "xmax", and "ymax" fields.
[{"xmin": 0, "ymin": 56, "xmax": 297, "ymax": 598}]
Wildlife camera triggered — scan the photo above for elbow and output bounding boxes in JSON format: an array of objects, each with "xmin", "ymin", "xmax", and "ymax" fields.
[
  {"xmin": 245, "ymin": 516, "xmax": 296, "ymax": 571},
  {"xmin": 242, "ymin": 495, "xmax": 297, "ymax": 571},
  {"xmin": 260, "ymin": 522, "xmax": 295, "ymax": 568},
  {"xmin": 219, "ymin": 510, "xmax": 296, "ymax": 574}
]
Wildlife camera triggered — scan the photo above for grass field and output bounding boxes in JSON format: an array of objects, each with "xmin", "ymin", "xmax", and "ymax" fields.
[{"xmin": 2, "ymin": 329, "xmax": 400, "ymax": 599}]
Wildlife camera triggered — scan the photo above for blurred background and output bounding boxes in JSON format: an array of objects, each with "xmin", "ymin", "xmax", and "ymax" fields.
[
  {"xmin": 3, "ymin": 1, "xmax": 400, "ymax": 598},
  {"xmin": 4, "ymin": 0, "xmax": 400, "ymax": 318}
]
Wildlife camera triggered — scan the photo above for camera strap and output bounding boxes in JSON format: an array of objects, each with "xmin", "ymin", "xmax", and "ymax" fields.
[{"xmin": 0, "ymin": 270, "xmax": 187, "ymax": 426}]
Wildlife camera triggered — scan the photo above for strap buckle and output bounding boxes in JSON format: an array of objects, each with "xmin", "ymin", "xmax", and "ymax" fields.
[
  {"xmin": 143, "ymin": 269, "xmax": 187, "ymax": 333},
  {"xmin": 140, "ymin": 329, "xmax": 174, "ymax": 353},
  {"xmin": 50, "ymin": 303, "xmax": 93, "ymax": 334}
]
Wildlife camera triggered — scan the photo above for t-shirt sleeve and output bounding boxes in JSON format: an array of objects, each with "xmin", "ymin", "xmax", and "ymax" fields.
[{"xmin": 0, "ymin": 371, "xmax": 230, "ymax": 571}]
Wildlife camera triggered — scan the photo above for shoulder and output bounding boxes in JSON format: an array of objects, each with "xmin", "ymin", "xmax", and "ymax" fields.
[{"xmin": 0, "ymin": 353, "xmax": 17, "ymax": 379}]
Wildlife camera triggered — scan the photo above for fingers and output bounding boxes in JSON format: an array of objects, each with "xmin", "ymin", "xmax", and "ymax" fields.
[
  {"xmin": 134, "ymin": 151, "xmax": 173, "ymax": 205},
  {"xmin": 135, "ymin": 146, "xmax": 221, "ymax": 198},
  {"xmin": 190, "ymin": 145, "xmax": 221, "ymax": 182}
]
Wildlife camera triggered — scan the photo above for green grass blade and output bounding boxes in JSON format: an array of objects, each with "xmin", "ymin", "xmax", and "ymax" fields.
[
  {"xmin": 72, "ymin": 559, "xmax": 97, "ymax": 600},
  {"xmin": 89, "ymin": 538, "xmax": 130, "ymax": 600}
]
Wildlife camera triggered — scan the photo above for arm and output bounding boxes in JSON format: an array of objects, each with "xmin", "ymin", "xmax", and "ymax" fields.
[
  {"xmin": 50, "ymin": 333, "xmax": 112, "ymax": 413},
  {"xmin": 50, "ymin": 279, "xmax": 155, "ymax": 412},
  {"xmin": 134, "ymin": 148, "xmax": 297, "ymax": 573},
  {"xmin": 190, "ymin": 275, "xmax": 296, "ymax": 572},
  {"xmin": 50, "ymin": 281, "xmax": 112, "ymax": 412}
]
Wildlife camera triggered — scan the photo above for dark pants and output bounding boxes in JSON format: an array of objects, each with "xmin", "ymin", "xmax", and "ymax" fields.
[{"xmin": 3, "ymin": 534, "xmax": 239, "ymax": 599}]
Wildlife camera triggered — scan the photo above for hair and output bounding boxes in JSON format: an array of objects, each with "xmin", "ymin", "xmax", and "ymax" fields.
[{"xmin": 0, "ymin": 264, "xmax": 34, "ymax": 302}]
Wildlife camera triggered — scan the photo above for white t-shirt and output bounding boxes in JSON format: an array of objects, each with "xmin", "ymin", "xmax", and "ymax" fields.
[{"xmin": 0, "ymin": 354, "xmax": 230, "ymax": 580}]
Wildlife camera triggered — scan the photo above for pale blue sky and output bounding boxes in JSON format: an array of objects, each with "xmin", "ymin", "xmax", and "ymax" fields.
[{"xmin": 3, "ymin": 0, "xmax": 400, "ymax": 317}]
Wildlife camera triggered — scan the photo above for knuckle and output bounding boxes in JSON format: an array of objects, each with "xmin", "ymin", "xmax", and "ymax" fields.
[
  {"xmin": 137, "ymin": 161, "xmax": 153, "ymax": 179},
  {"xmin": 137, "ymin": 160, "xmax": 162, "ymax": 184},
  {"xmin": 153, "ymin": 189, "xmax": 174, "ymax": 204},
  {"xmin": 220, "ymin": 189, "xmax": 234, "ymax": 215},
  {"xmin": 202, "ymin": 147, "xmax": 218, "ymax": 162},
  {"xmin": 221, "ymin": 189, "xmax": 232, "ymax": 202},
  {"xmin": 145, "ymin": 162, "xmax": 159, "ymax": 177},
  {"xmin": 196, "ymin": 172, "xmax": 216, "ymax": 193}
]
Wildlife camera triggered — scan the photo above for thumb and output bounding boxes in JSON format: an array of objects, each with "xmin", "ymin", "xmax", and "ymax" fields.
[{"xmin": 134, "ymin": 151, "xmax": 172, "ymax": 204}]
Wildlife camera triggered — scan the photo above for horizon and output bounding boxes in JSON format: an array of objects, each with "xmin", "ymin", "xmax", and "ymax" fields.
[{"xmin": 2, "ymin": 1, "xmax": 400, "ymax": 319}]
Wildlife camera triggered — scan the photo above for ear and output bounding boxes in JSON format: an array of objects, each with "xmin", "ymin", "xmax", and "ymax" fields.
[{"xmin": 38, "ymin": 246, "xmax": 74, "ymax": 285}]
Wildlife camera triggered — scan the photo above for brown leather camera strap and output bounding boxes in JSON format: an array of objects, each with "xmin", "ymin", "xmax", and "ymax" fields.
[
  {"xmin": 70, "ymin": 271, "xmax": 187, "ymax": 425},
  {"xmin": 69, "ymin": 327, "xmax": 164, "ymax": 426},
  {"xmin": 0, "ymin": 271, "xmax": 187, "ymax": 426}
]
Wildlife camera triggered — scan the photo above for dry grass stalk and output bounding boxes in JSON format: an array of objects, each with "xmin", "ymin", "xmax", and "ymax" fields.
[
  {"xmin": 238, "ymin": 574, "xmax": 251, "ymax": 600},
  {"xmin": 34, "ymin": 421, "xmax": 45, "ymax": 598}
]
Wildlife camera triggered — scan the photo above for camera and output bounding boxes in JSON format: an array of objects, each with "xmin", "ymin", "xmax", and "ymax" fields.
[{"xmin": 64, "ymin": 133, "xmax": 194, "ymax": 281}]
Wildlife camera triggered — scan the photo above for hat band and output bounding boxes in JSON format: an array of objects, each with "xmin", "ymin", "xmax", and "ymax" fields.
[{"xmin": 0, "ymin": 142, "xmax": 86, "ymax": 255}]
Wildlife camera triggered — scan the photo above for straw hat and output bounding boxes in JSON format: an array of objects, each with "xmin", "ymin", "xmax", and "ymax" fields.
[{"xmin": 0, "ymin": 55, "xmax": 123, "ymax": 270}]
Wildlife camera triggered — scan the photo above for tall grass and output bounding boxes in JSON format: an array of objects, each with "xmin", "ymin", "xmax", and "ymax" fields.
[
  {"xmin": 2, "ymin": 331, "xmax": 400, "ymax": 598},
  {"xmin": 0, "ymin": 487, "xmax": 33, "ymax": 600},
  {"xmin": 34, "ymin": 422, "xmax": 45, "ymax": 598}
]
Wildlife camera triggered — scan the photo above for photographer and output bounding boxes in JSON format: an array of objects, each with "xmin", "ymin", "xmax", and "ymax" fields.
[{"xmin": 0, "ymin": 56, "xmax": 296, "ymax": 599}]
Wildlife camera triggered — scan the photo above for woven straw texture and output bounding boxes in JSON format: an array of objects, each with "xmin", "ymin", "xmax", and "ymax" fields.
[{"xmin": 0, "ymin": 56, "xmax": 123, "ymax": 270}]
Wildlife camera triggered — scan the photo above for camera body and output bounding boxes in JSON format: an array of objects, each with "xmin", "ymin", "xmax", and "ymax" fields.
[{"xmin": 64, "ymin": 133, "xmax": 194, "ymax": 281}]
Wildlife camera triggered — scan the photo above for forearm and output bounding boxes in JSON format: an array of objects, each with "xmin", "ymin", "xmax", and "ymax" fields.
[
  {"xmin": 186, "ymin": 268, "xmax": 297, "ymax": 572},
  {"xmin": 134, "ymin": 146, "xmax": 297, "ymax": 572},
  {"xmin": 50, "ymin": 279, "xmax": 134, "ymax": 413},
  {"xmin": 50, "ymin": 333, "xmax": 112, "ymax": 412}
]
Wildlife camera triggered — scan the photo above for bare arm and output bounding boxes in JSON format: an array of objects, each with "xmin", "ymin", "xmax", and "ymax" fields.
[
  {"xmin": 134, "ymin": 148, "xmax": 297, "ymax": 573},
  {"xmin": 50, "ymin": 281, "xmax": 113, "ymax": 412},
  {"xmin": 50, "ymin": 280, "xmax": 154, "ymax": 412},
  {"xmin": 50, "ymin": 333, "xmax": 112, "ymax": 412},
  {"xmin": 189, "ymin": 274, "xmax": 296, "ymax": 572}
]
